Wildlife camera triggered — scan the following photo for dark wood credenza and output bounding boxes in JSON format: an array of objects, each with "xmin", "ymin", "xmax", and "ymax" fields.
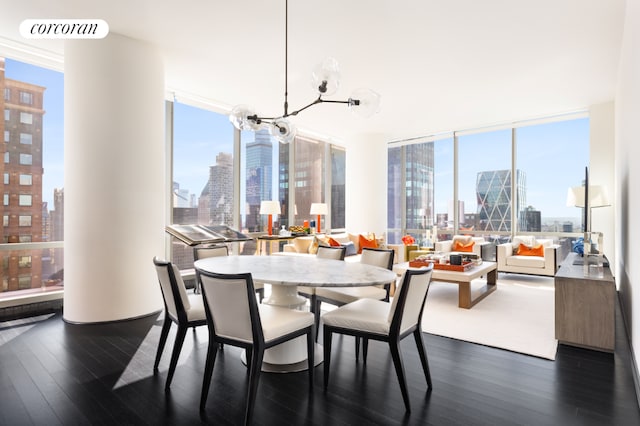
[{"xmin": 554, "ymin": 252, "xmax": 616, "ymax": 352}]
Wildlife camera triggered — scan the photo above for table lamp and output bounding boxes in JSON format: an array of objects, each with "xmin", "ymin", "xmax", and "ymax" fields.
[
  {"xmin": 309, "ymin": 203, "xmax": 328, "ymax": 233},
  {"xmin": 260, "ymin": 200, "xmax": 281, "ymax": 236}
]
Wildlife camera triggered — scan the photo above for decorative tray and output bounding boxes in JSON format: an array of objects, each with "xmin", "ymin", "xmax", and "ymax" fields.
[{"xmin": 409, "ymin": 260, "xmax": 474, "ymax": 272}]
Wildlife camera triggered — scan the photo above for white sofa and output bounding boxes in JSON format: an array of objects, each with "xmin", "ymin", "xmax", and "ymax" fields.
[
  {"xmin": 496, "ymin": 236, "xmax": 559, "ymax": 276},
  {"xmin": 434, "ymin": 235, "xmax": 488, "ymax": 258},
  {"xmin": 281, "ymin": 232, "xmax": 404, "ymax": 264}
]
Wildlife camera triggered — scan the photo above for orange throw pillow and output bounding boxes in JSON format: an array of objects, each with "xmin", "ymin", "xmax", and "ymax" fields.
[
  {"xmin": 453, "ymin": 240, "xmax": 475, "ymax": 252},
  {"xmin": 517, "ymin": 243, "xmax": 544, "ymax": 257},
  {"xmin": 328, "ymin": 237, "xmax": 341, "ymax": 247},
  {"xmin": 358, "ymin": 234, "xmax": 379, "ymax": 254}
]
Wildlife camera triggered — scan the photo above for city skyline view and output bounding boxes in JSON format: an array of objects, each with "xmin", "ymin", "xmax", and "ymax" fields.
[{"xmin": 6, "ymin": 58, "xmax": 589, "ymax": 235}]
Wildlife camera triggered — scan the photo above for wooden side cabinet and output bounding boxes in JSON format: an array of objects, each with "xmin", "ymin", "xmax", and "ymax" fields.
[{"xmin": 555, "ymin": 253, "xmax": 616, "ymax": 352}]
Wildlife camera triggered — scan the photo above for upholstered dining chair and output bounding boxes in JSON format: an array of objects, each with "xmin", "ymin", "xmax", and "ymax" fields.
[
  {"xmin": 322, "ymin": 266, "xmax": 434, "ymax": 412},
  {"xmin": 198, "ymin": 269, "xmax": 315, "ymax": 425},
  {"xmin": 152, "ymin": 257, "xmax": 207, "ymax": 391},
  {"xmin": 193, "ymin": 244, "xmax": 265, "ymax": 302},
  {"xmin": 297, "ymin": 245, "xmax": 347, "ymax": 333},
  {"xmin": 314, "ymin": 247, "xmax": 395, "ymax": 355}
]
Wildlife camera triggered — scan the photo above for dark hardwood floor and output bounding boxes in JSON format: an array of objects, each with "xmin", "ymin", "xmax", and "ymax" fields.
[{"xmin": 0, "ymin": 297, "xmax": 638, "ymax": 426}]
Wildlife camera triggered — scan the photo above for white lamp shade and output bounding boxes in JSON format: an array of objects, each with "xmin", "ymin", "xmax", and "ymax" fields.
[
  {"xmin": 260, "ymin": 200, "xmax": 281, "ymax": 215},
  {"xmin": 566, "ymin": 185, "xmax": 610, "ymax": 208},
  {"xmin": 309, "ymin": 203, "xmax": 328, "ymax": 215}
]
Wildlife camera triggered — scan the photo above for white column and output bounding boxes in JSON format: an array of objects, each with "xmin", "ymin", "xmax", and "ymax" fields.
[
  {"xmin": 345, "ymin": 133, "xmax": 388, "ymax": 235},
  {"xmin": 589, "ymin": 102, "xmax": 616, "ymax": 274},
  {"xmin": 63, "ymin": 33, "xmax": 165, "ymax": 323}
]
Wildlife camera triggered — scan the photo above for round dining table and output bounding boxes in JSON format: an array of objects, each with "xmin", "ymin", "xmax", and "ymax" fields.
[{"xmin": 194, "ymin": 254, "xmax": 397, "ymax": 372}]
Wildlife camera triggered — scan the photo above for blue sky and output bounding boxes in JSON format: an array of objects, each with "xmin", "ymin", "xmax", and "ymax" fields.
[
  {"xmin": 5, "ymin": 58, "xmax": 65, "ymax": 208},
  {"xmin": 6, "ymin": 58, "xmax": 589, "ymax": 222}
]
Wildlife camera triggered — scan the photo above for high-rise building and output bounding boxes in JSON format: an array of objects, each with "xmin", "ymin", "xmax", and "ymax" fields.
[
  {"xmin": 476, "ymin": 169, "xmax": 526, "ymax": 232},
  {"xmin": 196, "ymin": 152, "xmax": 234, "ymax": 227},
  {"xmin": 387, "ymin": 143, "xmax": 435, "ymax": 233},
  {"xmin": 245, "ymin": 129, "xmax": 272, "ymax": 231},
  {"xmin": 0, "ymin": 57, "xmax": 46, "ymax": 290},
  {"xmin": 522, "ymin": 206, "xmax": 541, "ymax": 232},
  {"xmin": 172, "ymin": 182, "xmax": 191, "ymax": 208}
]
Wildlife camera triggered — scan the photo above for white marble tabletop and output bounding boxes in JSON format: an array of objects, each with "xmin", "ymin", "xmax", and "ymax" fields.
[{"xmin": 194, "ymin": 255, "xmax": 397, "ymax": 287}]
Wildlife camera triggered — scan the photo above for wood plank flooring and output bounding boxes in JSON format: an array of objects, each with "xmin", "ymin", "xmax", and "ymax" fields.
[{"xmin": 0, "ymin": 297, "xmax": 638, "ymax": 426}]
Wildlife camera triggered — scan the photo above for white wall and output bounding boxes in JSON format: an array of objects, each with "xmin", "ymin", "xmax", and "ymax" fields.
[
  {"xmin": 615, "ymin": 0, "xmax": 640, "ymax": 391},
  {"xmin": 63, "ymin": 33, "xmax": 165, "ymax": 323},
  {"xmin": 590, "ymin": 102, "xmax": 616, "ymax": 274},
  {"xmin": 345, "ymin": 133, "xmax": 388, "ymax": 237}
]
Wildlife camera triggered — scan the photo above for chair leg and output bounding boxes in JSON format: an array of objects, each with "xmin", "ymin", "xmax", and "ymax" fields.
[
  {"xmin": 314, "ymin": 298, "xmax": 321, "ymax": 339},
  {"xmin": 413, "ymin": 329, "xmax": 432, "ymax": 389},
  {"xmin": 363, "ymin": 338, "xmax": 369, "ymax": 363},
  {"xmin": 165, "ymin": 324, "xmax": 188, "ymax": 391},
  {"xmin": 355, "ymin": 337, "xmax": 361, "ymax": 361},
  {"xmin": 245, "ymin": 346, "xmax": 264, "ymax": 426},
  {"xmin": 154, "ymin": 316, "xmax": 172, "ymax": 372},
  {"xmin": 200, "ymin": 338, "xmax": 219, "ymax": 411},
  {"xmin": 256, "ymin": 288, "xmax": 265, "ymax": 303},
  {"xmin": 323, "ymin": 327, "xmax": 333, "ymax": 390},
  {"xmin": 306, "ymin": 327, "xmax": 315, "ymax": 390},
  {"xmin": 389, "ymin": 339, "xmax": 411, "ymax": 412}
]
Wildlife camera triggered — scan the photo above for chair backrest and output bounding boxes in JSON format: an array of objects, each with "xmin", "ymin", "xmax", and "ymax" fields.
[
  {"xmin": 360, "ymin": 247, "xmax": 394, "ymax": 270},
  {"xmin": 388, "ymin": 267, "xmax": 433, "ymax": 335},
  {"xmin": 198, "ymin": 270, "xmax": 262, "ymax": 344},
  {"xmin": 316, "ymin": 245, "xmax": 346, "ymax": 260},
  {"xmin": 153, "ymin": 257, "xmax": 191, "ymax": 322},
  {"xmin": 194, "ymin": 244, "xmax": 229, "ymax": 260}
]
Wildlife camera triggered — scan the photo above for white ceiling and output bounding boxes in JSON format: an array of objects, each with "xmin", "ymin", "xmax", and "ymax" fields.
[{"xmin": 0, "ymin": 0, "xmax": 626, "ymax": 144}]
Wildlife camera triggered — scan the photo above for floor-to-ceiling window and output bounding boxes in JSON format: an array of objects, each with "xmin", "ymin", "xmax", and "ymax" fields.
[
  {"xmin": 388, "ymin": 114, "xmax": 590, "ymax": 258},
  {"xmin": 0, "ymin": 57, "xmax": 64, "ymax": 300},
  {"xmin": 169, "ymin": 101, "xmax": 345, "ymax": 263},
  {"xmin": 170, "ymin": 101, "xmax": 235, "ymax": 265},
  {"xmin": 387, "ymin": 136, "xmax": 452, "ymax": 245},
  {"xmin": 458, "ymin": 129, "xmax": 512, "ymax": 237}
]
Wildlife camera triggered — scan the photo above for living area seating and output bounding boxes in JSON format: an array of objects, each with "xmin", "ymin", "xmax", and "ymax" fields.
[
  {"xmin": 283, "ymin": 232, "xmax": 383, "ymax": 257},
  {"xmin": 433, "ymin": 235, "xmax": 488, "ymax": 259},
  {"xmin": 496, "ymin": 235, "xmax": 559, "ymax": 276}
]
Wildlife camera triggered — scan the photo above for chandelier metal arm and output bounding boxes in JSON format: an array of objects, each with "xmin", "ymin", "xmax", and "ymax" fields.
[
  {"xmin": 250, "ymin": 95, "xmax": 360, "ymax": 125},
  {"xmin": 228, "ymin": 0, "xmax": 379, "ymax": 141}
]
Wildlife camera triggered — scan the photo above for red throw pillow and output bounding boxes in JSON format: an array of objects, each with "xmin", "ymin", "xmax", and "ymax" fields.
[
  {"xmin": 358, "ymin": 234, "xmax": 379, "ymax": 254},
  {"xmin": 452, "ymin": 240, "xmax": 475, "ymax": 252},
  {"xmin": 517, "ymin": 243, "xmax": 544, "ymax": 257}
]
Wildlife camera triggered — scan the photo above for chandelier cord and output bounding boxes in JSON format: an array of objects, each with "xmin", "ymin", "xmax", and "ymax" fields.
[{"xmin": 284, "ymin": 0, "xmax": 289, "ymax": 117}]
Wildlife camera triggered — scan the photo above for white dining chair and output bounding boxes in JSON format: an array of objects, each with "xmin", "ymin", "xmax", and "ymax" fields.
[
  {"xmin": 198, "ymin": 269, "xmax": 315, "ymax": 425},
  {"xmin": 315, "ymin": 247, "xmax": 395, "ymax": 355},
  {"xmin": 322, "ymin": 266, "xmax": 434, "ymax": 412},
  {"xmin": 297, "ymin": 245, "xmax": 347, "ymax": 333},
  {"xmin": 152, "ymin": 257, "xmax": 207, "ymax": 391}
]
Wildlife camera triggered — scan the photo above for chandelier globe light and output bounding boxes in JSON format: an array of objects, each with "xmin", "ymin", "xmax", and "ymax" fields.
[{"xmin": 228, "ymin": 0, "xmax": 380, "ymax": 142}]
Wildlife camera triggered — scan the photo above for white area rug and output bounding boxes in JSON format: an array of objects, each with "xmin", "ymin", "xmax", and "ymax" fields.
[{"xmin": 421, "ymin": 275, "xmax": 558, "ymax": 360}]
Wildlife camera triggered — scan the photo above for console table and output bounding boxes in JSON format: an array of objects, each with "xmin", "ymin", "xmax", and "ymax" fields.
[{"xmin": 555, "ymin": 252, "xmax": 616, "ymax": 352}]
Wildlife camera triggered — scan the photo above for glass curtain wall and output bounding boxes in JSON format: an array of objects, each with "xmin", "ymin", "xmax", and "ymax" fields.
[
  {"xmin": 387, "ymin": 136, "xmax": 452, "ymax": 245},
  {"xmin": 388, "ymin": 116, "xmax": 590, "ymax": 257},
  {"xmin": 171, "ymin": 102, "xmax": 235, "ymax": 266},
  {"xmin": 457, "ymin": 129, "xmax": 512, "ymax": 240},
  {"xmin": 0, "ymin": 57, "xmax": 65, "ymax": 299},
  {"xmin": 171, "ymin": 106, "xmax": 344, "ymax": 261}
]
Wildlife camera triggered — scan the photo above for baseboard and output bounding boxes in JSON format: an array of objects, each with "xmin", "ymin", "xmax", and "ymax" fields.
[{"xmin": 617, "ymin": 292, "xmax": 640, "ymax": 409}]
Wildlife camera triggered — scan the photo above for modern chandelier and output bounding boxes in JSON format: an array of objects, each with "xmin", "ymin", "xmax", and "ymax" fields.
[{"xmin": 228, "ymin": 0, "xmax": 381, "ymax": 143}]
